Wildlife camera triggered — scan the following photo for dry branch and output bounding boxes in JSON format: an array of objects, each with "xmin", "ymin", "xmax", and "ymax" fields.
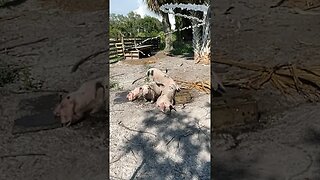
[
  {"xmin": 117, "ymin": 121, "xmax": 157, "ymax": 137},
  {"xmin": 0, "ymin": 153, "xmax": 46, "ymax": 159},
  {"xmin": 175, "ymin": 79, "xmax": 211, "ymax": 94},
  {"xmin": 304, "ymin": 4, "xmax": 320, "ymax": 11},
  {"xmin": 71, "ymin": 49, "xmax": 108, "ymax": 73},
  {"xmin": 270, "ymin": 0, "xmax": 286, "ymax": 8},
  {"xmin": 213, "ymin": 59, "xmax": 320, "ymax": 101},
  {"xmin": 0, "ymin": 38, "xmax": 48, "ymax": 53}
]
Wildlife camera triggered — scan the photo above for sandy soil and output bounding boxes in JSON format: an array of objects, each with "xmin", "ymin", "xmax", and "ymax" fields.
[
  {"xmin": 213, "ymin": 0, "xmax": 320, "ymax": 179},
  {"xmin": 0, "ymin": 0, "xmax": 108, "ymax": 179},
  {"xmin": 109, "ymin": 53, "xmax": 211, "ymax": 179}
]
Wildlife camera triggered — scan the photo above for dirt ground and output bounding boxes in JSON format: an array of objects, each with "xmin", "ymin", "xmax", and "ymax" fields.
[
  {"xmin": 213, "ymin": 0, "xmax": 320, "ymax": 179},
  {"xmin": 0, "ymin": 0, "xmax": 108, "ymax": 179},
  {"xmin": 109, "ymin": 53, "xmax": 210, "ymax": 179}
]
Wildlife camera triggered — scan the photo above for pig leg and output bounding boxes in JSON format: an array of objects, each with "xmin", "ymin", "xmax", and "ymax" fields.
[
  {"xmin": 158, "ymin": 102, "xmax": 166, "ymax": 113},
  {"xmin": 169, "ymin": 105, "xmax": 176, "ymax": 112}
]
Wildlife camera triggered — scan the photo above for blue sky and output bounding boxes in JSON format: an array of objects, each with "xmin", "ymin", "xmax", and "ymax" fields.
[
  {"xmin": 110, "ymin": 0, "xmax": 159, "ymax": 18},
  {"xmin": 110, "ymin": 0, "xmax": 138, "ymax": 15},
  {"xmin": 110, "ymin": 0, "xmax": 175, "ymax": 29}
]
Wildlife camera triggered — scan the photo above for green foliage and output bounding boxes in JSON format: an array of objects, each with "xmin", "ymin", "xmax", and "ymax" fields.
[
  {"xmin": 170, "ymin": 39, "xmax": 193, "ymax": 56},
  {"xmin": 110, "ymin": 80, "xmax": 123, "ymax": 91},
  {"xmin": 19, "ymin": 67, "xmax": 43, "ymax": 90},
  {"xmin": 0, "ymin": 65, "xmax": 19, "ymax": 87},
  {"xmin": 110, "ymin": 11, "xmax": 163, "ymax": 39},
  {"xmin": 0, "ymin": 63, "xmax": 43, "ymax": 90},
  {"xmin": 158, "ymin": 31, "xmax": 166, "ymax": 50}
]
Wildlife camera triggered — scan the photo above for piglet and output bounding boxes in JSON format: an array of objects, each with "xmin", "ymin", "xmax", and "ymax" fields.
[
  {"xmin": 156, "ymin": 84, "xmax": 177, "ymax": 113},
  {"xmin": 53, "ymin": 78, "xmax": 105, "ymax": 126}
]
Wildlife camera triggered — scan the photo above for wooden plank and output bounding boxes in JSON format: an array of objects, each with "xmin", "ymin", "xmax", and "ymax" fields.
[
  {"xmin": 109, "ymin": 52, "xmax": 119, "ymax": 56},
  {"xmin": 110, "ymin": 54, "xmax": 123, "ymax": 59}
]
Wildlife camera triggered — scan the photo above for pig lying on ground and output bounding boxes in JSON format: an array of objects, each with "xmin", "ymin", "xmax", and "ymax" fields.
[
  {"xmin": 53, "ymin": 77, "xmax": 105, "ymax": 126},
  {"xmin": 146, "ymin": 68, "xmax": 181, "ymax": 91},
  {"xmin": 156, "ymin": 84, "xmax": 177, "ymax": 113},
  {"xmin": 141, "ymin": 82, "xmax": 164, "ymax": 103},
  {"xmin": 127, "ymin": 82, "xmax": 163, "ymax": 103}
]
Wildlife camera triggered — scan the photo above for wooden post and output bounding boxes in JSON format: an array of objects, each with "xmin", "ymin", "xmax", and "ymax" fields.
[
  {"xmin": 134, "ymin": 37, "xmax": 136, "ymax": 47},
  {"xmin": 121, "ymin": 36, "xmax": 125, "ymax": 57}
]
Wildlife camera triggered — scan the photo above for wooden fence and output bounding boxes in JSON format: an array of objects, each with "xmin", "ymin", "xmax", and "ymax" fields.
[{"xmin": 109, "ymin": 37, "xmax": 160, "ymax": 61}]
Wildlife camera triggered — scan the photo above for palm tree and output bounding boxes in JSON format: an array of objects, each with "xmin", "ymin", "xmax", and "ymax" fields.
[
  {"xmin": 143, "ymin": 0, "xmax": 173, "ymax": 52},
  {"xmin": 186, "ymin": 0, "xmax": 210, "ymax": 64},
  {"xmin": 144, "ymin": 0, "xmax": 211, "ymax": 64}
]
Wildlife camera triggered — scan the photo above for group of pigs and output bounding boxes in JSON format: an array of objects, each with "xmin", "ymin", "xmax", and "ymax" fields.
[
  {"xmin": 127, "ymin": 68, "xmax": 180, "ymax": 113},
  {"xmin": 53, "ymin": 68, "xmax": 179, "ymax": 127}
]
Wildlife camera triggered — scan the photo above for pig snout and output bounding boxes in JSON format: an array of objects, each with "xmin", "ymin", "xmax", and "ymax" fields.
[
  {"xmin": 127, "ymin": 87, "xmax": 143, "ymax": 101},
  {"xmin": 126, "ymin": 92, "xmax": 134, "ymax": 101}
]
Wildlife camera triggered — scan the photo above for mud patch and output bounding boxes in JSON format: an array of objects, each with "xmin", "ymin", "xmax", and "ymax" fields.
[
  {"xmin": 175, "ymin": 88, "xmax": 193, "ymax": 104},
  {"xmin": 113, "ymin": 91, "xmax": 129, "ymax": 104},
  {"xmin": 12, "ymin": 93, "xmax": 107, "ymax": 134},
  {"xmin": 12, "ymin": 110, "xmax": 60, "ymax": 134},
  {"xmin": 12, "ymin": 94, "xmax": 61, "ymax": 134},
  {"xmin": 213, "ymin": 91, "xmax": 260, "ymax": 133},
  {"xmin": 122, "ymin": 59, "xmax": 157, "ymax": 66},
  {"xmin": 18, "ymin": 93, "xmax": 59, "ymax": 114}
]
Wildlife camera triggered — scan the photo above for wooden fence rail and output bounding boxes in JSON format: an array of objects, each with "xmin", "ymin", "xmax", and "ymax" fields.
[{"xmin": 109, "ymin": 37, "xmax": 160, "ymax": 62}]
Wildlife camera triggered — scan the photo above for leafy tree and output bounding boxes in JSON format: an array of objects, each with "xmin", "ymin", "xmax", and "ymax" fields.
[{"xmin": 109, "ymin": 12, "xmax": 163, "ymax": 39}]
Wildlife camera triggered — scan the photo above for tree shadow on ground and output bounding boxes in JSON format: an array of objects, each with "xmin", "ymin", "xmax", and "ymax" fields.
[
  {"xmin": 303, "ymin": 126, "xmax": 320, "ymax": 179},
  {"xmin": 120, "ymin": 108, "xmax": 210, "ymax": 179}
]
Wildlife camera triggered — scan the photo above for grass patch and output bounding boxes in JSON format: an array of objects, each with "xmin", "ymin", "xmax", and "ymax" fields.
[
  {"xmin": 170, "ymin": 40, "xmax": 193, "ymax": 56},
  {"xmin": 110, "ymin": 80, "xmax": 123, "ymax": 91},
  {"xmin": 0, "ymin": 65, "xmax": 19, "ymax": 87}
]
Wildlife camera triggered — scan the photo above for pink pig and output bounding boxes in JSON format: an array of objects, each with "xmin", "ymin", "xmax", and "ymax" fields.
[
  {"xmin": 141, "ymin": 82, "xmax": 163, "ymax": 103},
  {"xmin": 126, "ymin": 86, "xmax": 144, "ymax": 101},
  {"xmin": 53, "ymin": 78, "xmax": 105, "ymax": 126},
  {"xmin": 156, "ymin": 84, "xmax": 177, "ymax": 113},
  {"xmin": 146, "ymin": 68, "xmax": 180, "ymax": 91}
]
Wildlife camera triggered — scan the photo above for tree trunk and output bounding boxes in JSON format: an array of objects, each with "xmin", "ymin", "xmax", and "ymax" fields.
[
  {"xmin": 160, "ymin": 12, "xmax": 173, "ymax": 52},
  {"xmin": 200, "ymin": 5, "xmax": 211, "ymax": 65},
  {"xmin": 191, "ymin": 12, "xmax": 202, "ymax": 63}
]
